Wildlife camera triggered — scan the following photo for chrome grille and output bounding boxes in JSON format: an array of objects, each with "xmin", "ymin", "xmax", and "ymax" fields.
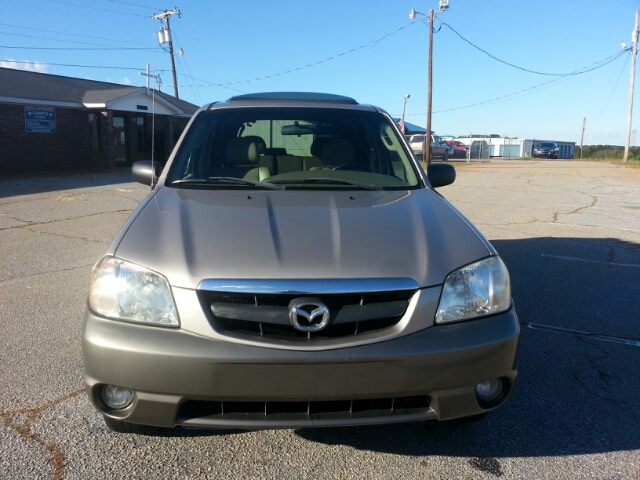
[{"xmin": 197, "ymin": 278, "xmax": 419, "ymax": 341}]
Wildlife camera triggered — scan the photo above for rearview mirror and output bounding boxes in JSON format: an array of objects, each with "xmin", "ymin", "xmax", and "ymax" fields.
[
  {"xmin": 132, "ymin": 161, "xmax": 162, "ymax": 186},
  {"xmin": 281, "ymin": 123, "xmax": 315, "ymax": 136},
  {"xmin": 427, "ymin": 163, "xmax": 456, "ymax": 188}
]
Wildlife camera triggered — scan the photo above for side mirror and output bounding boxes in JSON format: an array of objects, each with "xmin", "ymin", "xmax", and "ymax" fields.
[
  {"xmin": 427, "ymin": 163, "xmax": 456, "ymax": 188},
  {"xmin": 132, "ymin": 161, "xmax": 162, "ymax": 186}
]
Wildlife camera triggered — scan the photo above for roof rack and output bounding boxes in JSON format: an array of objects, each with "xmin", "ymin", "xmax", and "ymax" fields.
[{"xmin": 227, "ymin": 92, "xmax": 358, "ymax": 104}]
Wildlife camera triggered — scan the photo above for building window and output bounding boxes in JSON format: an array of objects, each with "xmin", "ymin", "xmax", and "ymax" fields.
[{"xmin": 88, "ymin": 113, "xmax": 100, "ymax": 151}]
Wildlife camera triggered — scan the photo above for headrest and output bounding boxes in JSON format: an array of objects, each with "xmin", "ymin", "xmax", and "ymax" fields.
[
  {"xmin": 320, "ymin": 138, "xmax": 355, "ymax": 165},
  {"xmin": 241, "ymin": 135, "xmax": 266, "ymax": 155},
  {"xmin": 225, "ymin": 137, "xmax": 262, "ymax": 166},
  {"xmin": 310, "ymin": 137, "xmax": 326, "ymax": 158}
]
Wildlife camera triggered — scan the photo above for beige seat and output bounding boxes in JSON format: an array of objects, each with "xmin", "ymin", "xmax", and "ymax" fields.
[
  {"xmin": 209, "ymin": 137, "xmax": 271, "ymax": 181},
  {"xmin": 242, "ymin": 135, "xmax": 275, "ymax": 173},
  {"xmin": 303, "ymin": 156, "xmax": 325, "ymax": 170},
  {"xmin": 277, "ymin": 156, "xmax": 303, "ymax": 174}
]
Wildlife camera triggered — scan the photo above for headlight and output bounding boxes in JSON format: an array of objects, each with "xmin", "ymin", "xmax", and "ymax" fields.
[
  {"xmin": 89, "ymin": 257, "xmax": 179, "ymax": 327},
  {"xmin": 435, "ymin": 256, "xmax": 511, "ymax": 324}
]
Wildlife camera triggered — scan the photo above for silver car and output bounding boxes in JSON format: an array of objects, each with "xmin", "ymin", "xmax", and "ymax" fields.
[
  {"xmin": 83, "ymin": 92, "xmax": 519, "ymax": 433},
  {"xmin": 406, "ymin": 134, "xmax": 449, "ymax": 161}
]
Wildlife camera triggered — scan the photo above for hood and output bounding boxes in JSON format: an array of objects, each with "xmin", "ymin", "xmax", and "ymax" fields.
[{"xmin": 114, "ymin": 187, "xmax": 490, "ymax": 289}]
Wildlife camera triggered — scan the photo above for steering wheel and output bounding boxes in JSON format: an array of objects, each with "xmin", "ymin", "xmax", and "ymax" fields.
[{"xmin": 331, "ymin": 163, "xmax": 372, "ymax": 172}]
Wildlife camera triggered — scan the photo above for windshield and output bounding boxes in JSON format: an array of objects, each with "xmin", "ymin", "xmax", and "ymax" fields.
[
  {"xmin": 167, "ymin": 108, "xmax": 421, "ymax": 190},
  {"xmin": 539, "ymin": 143, "xmax": 555, "ymax": 148}
]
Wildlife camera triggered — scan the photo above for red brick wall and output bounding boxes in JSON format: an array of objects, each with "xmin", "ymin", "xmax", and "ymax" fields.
[
  {"xmin": 0, "ymin": 103, "xmax": 192, "ymax": 175},
  {"xmin": 0, "ymin": 103, "xmax": 105, "ymax": 175}
]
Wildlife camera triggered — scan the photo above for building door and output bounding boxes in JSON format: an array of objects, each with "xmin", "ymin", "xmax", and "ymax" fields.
[{"xmin": 113, "ymin": 116, "xmax": 130, "ymax": 165}]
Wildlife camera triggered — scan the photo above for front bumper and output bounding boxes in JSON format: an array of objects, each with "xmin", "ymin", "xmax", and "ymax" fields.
[{"xmin": 82, "ymin": 308, "xmax": 519, "ymax": 429}]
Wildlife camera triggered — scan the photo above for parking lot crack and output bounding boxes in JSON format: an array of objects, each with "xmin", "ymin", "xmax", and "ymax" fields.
[
  {"xmin": 0, "ymin": 213, "xmax": 34, "ymax": 225},
  {"xmin": 0, "ymin": 263, "xmax": 94, "ymax": 285},
  {"xmin": 0, "ymin": 389, "xmax": 84, "ymax": 480},
  {"xmin": 0, "ymin": 209, "xmax": 133, "ymax": 231},
  {"xmin": 523, "ymin": 322, "xmax": 640, "ymax": 347},
  {"xmin": 96, "ymin": 190, "xmax": 145, "ymax": 203},
  {"xmin": 571, "ymin": 336, "xmax": 638, "ymax": 407},
  {"xmin": 23, "ymin": 227, "xmax": 106, "ymax": 244},
  {"xmin": 567, "ymin": 194, "xmax": 597, "ymax": 215}
]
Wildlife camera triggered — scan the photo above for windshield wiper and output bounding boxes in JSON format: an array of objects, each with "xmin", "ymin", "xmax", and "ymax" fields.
[
  {"xmin": 270, "ymin": 178, "xmax": 382, "ymax": 190},
  {"xmin": 171, "ymin": 177, "xmax": 284, "ymax": 190}
]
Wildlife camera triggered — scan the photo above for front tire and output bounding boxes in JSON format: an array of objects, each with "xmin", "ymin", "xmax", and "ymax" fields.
[{"xmin": 442, "ymin": 150, "xmax": 449, "ymax": 162}]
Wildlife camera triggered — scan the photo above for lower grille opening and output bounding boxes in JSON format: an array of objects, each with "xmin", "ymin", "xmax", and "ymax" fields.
[
  {"xmin": 178, "ymin": 395, "xmax": 430, "ymax": 420},
  {"xmin": 309, "ymin": 400, "xmax": 351, "ymax": 414},
  {"xmin": 224, "ymin": 402, "xmax": 265, "ymax": 414},
  {"xmin": 352, "ymin": 398, "xmax": 393, "ymax": 412},
  {"xmin": 266, "ymin": 402, "xmax": 308, "ymax": 415},
  {"xmin": 394, "ymin": 395, "xmax": 429, "ymax": 410}
]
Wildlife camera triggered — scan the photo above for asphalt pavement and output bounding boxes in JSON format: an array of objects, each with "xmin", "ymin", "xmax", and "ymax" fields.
[{"xmin": 1, "ymin": 160, "xmax": 639, "ymax": 479}]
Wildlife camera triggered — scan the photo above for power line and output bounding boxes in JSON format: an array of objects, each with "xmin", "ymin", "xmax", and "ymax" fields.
[
  {"xmin": 106, "ymin": 0, "xmax": 159, "ymax": 9},
  {"xmin": 216, "ymin": 21, "xmax": 417, "ymax": 86},
  {"xmin": 42, "ymin": 0, "xmax": 146, "ymax": 17},
  {"xmin": 171, "ymin": 29, "xmax": 203, "ymax": 104},
  {"xmin": 2, "ymin": 21, "xmax": 413, "ymax": 94},
  {"xmin": 0, "ymin": 59, "xmax": 171, "ymax": 71},
  {"xmin": 439, "ymin": 20, "xmax": 629, "ymax": 76},
  {"xmin": 0, "ymin": 45, "xmax": 154, "ymax": 51},
  {"xmin": 0, "ymin": 30, "xmax": 139, "ymax": 48},
  {"xmin": 398, "ymin": 49, "xmax": 628, "ymax": 116},
  {"xmin": 593, "ymin": 52, "xmax": 631, "ymax": 125},
  {"xmin": 0, "ymin": 57, "xmax": 242, "ymax": 93},
  {"xmin": 0, "ymin": 22, "xmax": 149, "ymax": 46},
  {"xmin": 151, "ymin": 7, "xmax": 181, "ymax": 98}
]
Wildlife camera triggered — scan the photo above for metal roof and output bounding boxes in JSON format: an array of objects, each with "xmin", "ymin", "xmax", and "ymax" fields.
[
  {"xmin": 393, "ymin": 119, "xmax": 427, "ymax": 135},
  {"xmin": 0, "ymin": 67, "xmax": 198, "ymax": 114}
]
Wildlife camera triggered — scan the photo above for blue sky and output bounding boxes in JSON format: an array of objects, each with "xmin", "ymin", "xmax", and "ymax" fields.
[{"xmin": 2, "ymin": 0, "xmax": 639, "ymax": 144}]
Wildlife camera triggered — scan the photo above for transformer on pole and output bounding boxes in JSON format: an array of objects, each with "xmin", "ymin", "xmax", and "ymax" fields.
[{"xmin": 151, "ymin": 8, "xmax": 181, "ymax": 99}]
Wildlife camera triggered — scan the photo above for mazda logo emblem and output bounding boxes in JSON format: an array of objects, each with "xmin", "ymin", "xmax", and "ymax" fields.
[{"xmin": 289, "ymin": 300, "xmax": 331, "ymax": 332}]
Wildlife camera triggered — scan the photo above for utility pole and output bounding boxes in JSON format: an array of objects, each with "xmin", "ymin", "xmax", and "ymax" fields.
[
  {"xmin": 425, "ymin": 8, "xmax": 435, "ymax": 165},
  {"xmin": 401, "ymin": 94, "xmax": 410, "ymax": 126},
  {"xmin": 624, "ymin": 10, "xmax": 639, "ymax": 162},
  {"xmin": 410, "ymin": 3, "xmax": 449, "ymax": 164},
  {"xmin": 152, "ymin": 8, "xmax": 181, "ymax": 99},
  {"xmin": 400, "ymin": 93, "xmax": 411, "ymax": 135},
  {"xmin": 580, "ymin": 114, "xmax": 586, "ymax": 159}
]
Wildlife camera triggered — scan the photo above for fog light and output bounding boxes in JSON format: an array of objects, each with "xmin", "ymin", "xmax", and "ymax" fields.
[
  {"xmin": 101, "ymin": 385, "xmax": 134, "ymax": 409},
  {"xmin": 475, "ymin": 378, "xmax": 503, "ymax": 402}
]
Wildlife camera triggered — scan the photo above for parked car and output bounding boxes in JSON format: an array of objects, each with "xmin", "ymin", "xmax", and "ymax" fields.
[
  {"xmin": 533, "ymin": 142, "xmax": 559, "ymax": 159},
  {"xmin": 407, "ymin": 134, "xmax": 449, "ymax": 161},
  {"xmin": 444, "ymin": 140, "xmax": 467, "ymax": 158},
  {"xmin": 83, "ymin": 92, "xmax": 519, "ymax": 433},
  {"xmin": 450, "ymin": 140, "xmax": 468, "ymax": 151}
]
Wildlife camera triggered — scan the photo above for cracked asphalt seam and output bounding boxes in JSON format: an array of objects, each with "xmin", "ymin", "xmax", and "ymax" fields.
[
  {"xmin": 23, "ymin": 227, "xmax": 107, "ymax": 244},
  {"xmin": 0, "ymin": 263, "xmax": 94, "ymax": 285},
  {"xmin": 0, "ymin": 389, "xmax": 84, "ymax": 480},
  {"xmin": 0, "ymin": 209, "xmax": 133, "ymax": 231},
  {"xmin": 523, "ymin": 322, "xmax": 640, "ymax": 347}
]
